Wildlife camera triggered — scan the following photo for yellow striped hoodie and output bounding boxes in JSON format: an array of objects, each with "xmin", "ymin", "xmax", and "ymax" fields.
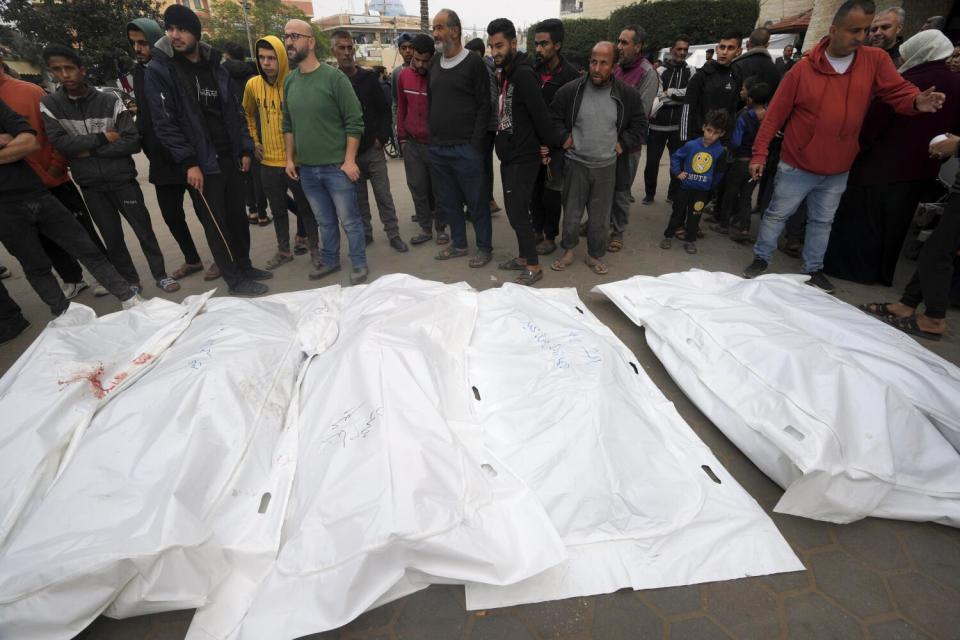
[{"xmin": 242, "ymin": 35, "xmax": 288, "ymax": 168}]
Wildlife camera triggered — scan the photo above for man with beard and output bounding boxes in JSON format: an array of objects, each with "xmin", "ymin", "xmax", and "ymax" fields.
[
  {"xmin": 390, "ymin": 32, "xmax": 415, "ymax": 150},
  {"xmin": 144, "ymin": 4, "xmax": 270, "ymax": 297},
  {"xmin": 429, "ymin": 8, "xmax": 493, "ymax": 267},
  {"xmin": 331, "ymin": 30, "xmax": 408, "ymax": 253},
  {"xmin": 530, "ymin": 18, "xmax": 579, "ymax": 255},
  {"xmin": 643, "ymin": 35, "xmax": 693, "ymax": 205},
  {"xmin": 282, "ymin": 19, "xmax": 367, "ymax": 285},
  {"xmin": 549, "ymin": 42, "xmax": 647, "ymax": 276},
  {"xmin": 776, "ymin": 43, "xmax": 798, "ymax": 76},
  {"xmin": 743, "ymin": 0, "xmax": 944, "ymax": 292},
  {"xmin": 487, "ymin": 17, "xmax": 561, "ymax": 285},
  {"xmin": 127, "ymin": 17, "xmax": 211, "ymax": 282},
  {"xmin": 608, "ymin": 24, "xmax": 658, "ymax": 253},
  {"xmin": 242, "ymin": 34, "xmax": 320, "ymax": 271},
  {"xmin": 870, "ymin": 6, "xmax": 905, "ymax": 66},
  {"xmin": 398, "ymin": 34, "xmax": 447, "ymax": 246}
]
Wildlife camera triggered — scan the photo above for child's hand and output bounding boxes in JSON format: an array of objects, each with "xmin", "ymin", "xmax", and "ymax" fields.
[{"xmin": 677, "ymin": 171, "xmax": 689, "ymax": 181}]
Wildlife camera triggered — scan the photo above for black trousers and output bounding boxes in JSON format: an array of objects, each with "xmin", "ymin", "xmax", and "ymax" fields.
[
  {"xmin": 483, "ymin": 131, "xmax": 496, "ymax": 203},
  {"xmin": 82, "ymin": 182, "xmax": 167, "ymax": 285},
  {"xmin": 720, "ymin": 158, "xmax": 757, "ymax": 232},
  {"xmin": 501, "ymin": 160, "xmax": 541, "ymax": 266},
  {"xmin": 530, "ymin": 163, "xmax": 562, "ymax": 241},
  {"xmin": 243, "ymin": 156, "xmax": 268, "ymax": 216},
  {"xmin": 155, "ymin": 183, "xmax": 202, "ymax": 265},
  {"xmin": 900, "ymin": 189, "xmax": 960, "ymax": 319},
  {"xmin": 0, "ymin": 193, "xmax": 133, "ymax": 314},
  {"xmin": 188, "ymin": 156, "xmax": 252, "ymax": 288},
  {"xmin": 40, "ymin": 181, "xmax": 107, "ymax": 284},
  {"xmin": 0, "ymin": 280, "xmax": 24, "ymax": 330},
  {"xmin": 644, "ymin": 128, "xmax": 682, "ymax": 200},
  {"xmin": 665, "ymin": 187, "xmax": 709, "ymax": 242},
  {"xmin": 260, "ymin": 164, "xmax": 319, "ymax": 254}
]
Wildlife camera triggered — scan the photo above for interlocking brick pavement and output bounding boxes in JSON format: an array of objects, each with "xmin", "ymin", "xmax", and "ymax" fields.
[{"xmin": 3, "ymin": 155, "xmax": 956, "ymax": 640}]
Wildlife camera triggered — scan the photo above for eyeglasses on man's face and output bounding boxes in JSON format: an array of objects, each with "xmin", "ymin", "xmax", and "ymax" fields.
[{"xmin": 283, "ymin": 33, "xmax": 311, "ymax": 42}]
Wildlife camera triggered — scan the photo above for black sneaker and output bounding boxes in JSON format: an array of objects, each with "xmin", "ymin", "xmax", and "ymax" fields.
[
  {"xmin": 228, "ymin": 280, "xmax": 269, "ymax": 297},
  {"xmin": 804, "ymin": 270, "xmax": 836, "ymax": 294},
  {"xmin": 743, "ymin": 258, "xmax": 769, "ymax": 279},
  {"xmin": 641, "ymin": 195, "xmax": 654, "ymax": 205},
  {"xmin": 245, "ymin": 267, "xmax": 274, "ymax": 281},
  {"xmin": 0, "ymin": 315, "xmax": 29, "ymax": 345},
  {"xmin": 389, "ymin": 236, "xmax": 409, "ymax": 252}
]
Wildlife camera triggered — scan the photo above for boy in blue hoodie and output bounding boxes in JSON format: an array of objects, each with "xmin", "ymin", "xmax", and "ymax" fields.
[
  {"xmin": 661, "ymin": 109, "xmax": 728, "ymax": 254},
  {"xmin": 712, "ymin": 81, "xmax": 772, "ymax": 241}
]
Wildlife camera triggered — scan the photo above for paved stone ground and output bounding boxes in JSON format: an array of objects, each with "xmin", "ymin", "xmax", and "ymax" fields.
[{"xmin": 2, "ymin": 155, "xmax": 958, "ymax": 640}]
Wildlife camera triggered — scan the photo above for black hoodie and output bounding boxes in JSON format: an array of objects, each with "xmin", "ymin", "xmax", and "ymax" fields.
[{"xmin": 494, "ymin": 52, "xmax": 563, "ymax": 165}]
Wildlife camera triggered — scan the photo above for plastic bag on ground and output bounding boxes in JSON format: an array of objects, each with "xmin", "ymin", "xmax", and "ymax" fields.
[
  {"xmin": 595, "ymin": 271, "xmax": 960, "ymax": 526},
  {"xmin": 464, "ymin": 284, "xmax": 802, "ymax": 609}
]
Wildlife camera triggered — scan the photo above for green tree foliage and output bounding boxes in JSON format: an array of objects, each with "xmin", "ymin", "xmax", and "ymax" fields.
[
  {"xmin": 609, "ymin": 0, "xmax": 760, "ymax": 55},
  {"xmin": 525, "ymin": 0, "xmax": 760, "ymax": 66},
  {"xmin": 0, "ymin": 0, "xmax": 161, "ymax": 83},
  {"xmin": 525, "ymin": 18, "xmax": 608, "ymax": 68},
  {"xmin": 206, "ymin": 0, "xmax": 328, "ymax": 58}
]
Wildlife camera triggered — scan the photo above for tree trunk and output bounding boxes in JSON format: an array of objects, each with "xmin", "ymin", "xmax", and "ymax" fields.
[{"xmin": 420, "ymin": 0, "xmax": 429, "ymax": 32}]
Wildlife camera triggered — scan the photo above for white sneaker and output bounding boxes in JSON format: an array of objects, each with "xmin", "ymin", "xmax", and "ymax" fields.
[
  {"xmin": 62, "ymin": 280, "xmax": 90, "ymax": 299},
  {"xmin": 121, "ymin": 293, "xmax": 145, "ymax": 310},
  {"xmin": 93, "ymin": 283, "xmax": 109, "ymax": 297}
]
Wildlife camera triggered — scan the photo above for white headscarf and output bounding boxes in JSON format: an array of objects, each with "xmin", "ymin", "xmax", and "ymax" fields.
[{"xmin": 898, "ymin": 29, "xmax": 955, "ymax": 74}]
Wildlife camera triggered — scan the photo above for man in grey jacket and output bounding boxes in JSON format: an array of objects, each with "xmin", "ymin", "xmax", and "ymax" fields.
[{"xmin": 40, "ymin": 45, "xmax": 179, "ymax": 294}]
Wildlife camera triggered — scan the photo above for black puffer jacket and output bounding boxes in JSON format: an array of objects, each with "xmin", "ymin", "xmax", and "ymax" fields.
[
  {"xmin": 40, "ymin": 84, "xmax": 140, "ymax": 190},
  {"xmin": 133, "ymin": 63, "xmax": 184, "ymax": 185}
]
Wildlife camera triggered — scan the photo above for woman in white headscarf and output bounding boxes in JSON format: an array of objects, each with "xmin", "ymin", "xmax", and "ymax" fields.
[{"xmin": 824, "ymin": 29, "xmax": 960, "ymax": 287}]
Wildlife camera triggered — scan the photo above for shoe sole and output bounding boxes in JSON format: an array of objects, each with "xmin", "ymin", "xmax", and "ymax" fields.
[{"xmin": 309, "ymin": 268, "xmax": 342, "ymax": 280}]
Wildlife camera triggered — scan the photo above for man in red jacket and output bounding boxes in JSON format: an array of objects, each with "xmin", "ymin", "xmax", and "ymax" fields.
[{"xmin": 743, "ymin": 0, "xmax": 945, "ymax": 292}]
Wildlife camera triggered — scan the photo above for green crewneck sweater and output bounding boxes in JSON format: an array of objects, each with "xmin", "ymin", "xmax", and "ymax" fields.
[{"xmin": 282, "ymin": 62, "xmax": 363, "ymax": 165}]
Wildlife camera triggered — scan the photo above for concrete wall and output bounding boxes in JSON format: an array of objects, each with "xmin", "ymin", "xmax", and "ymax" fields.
[{"xmin": 757, "ymin": 0, "xmax": 815, "ymax": 26}]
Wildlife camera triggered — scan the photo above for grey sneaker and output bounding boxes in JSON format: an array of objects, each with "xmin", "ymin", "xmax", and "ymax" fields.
[
  {"xmin": 350, "ymin": 266, "xmax": 369, "ymax": 285},
  {"xmin": 121, "ymin": 293, "xmax": 145, "ymax": 310},
  {"xmin": 157, "ymin": 276, "xmax": 181, "ymax": 292},
  {"xmin": 63, "ymin": 280, "xmax": 89, "ymax": 299},
  {"xmin": 93, "ymin": 283, "xmax": 110, "ymax": 297},
  {"xmin": 743, "ymin": 258, "xmax": 769, "ymax": 279}
]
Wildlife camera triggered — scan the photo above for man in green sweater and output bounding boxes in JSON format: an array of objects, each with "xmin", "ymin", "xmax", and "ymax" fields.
[{"xmin": 282, "ymin": 19, "xmax": 368, "ymax": 284}]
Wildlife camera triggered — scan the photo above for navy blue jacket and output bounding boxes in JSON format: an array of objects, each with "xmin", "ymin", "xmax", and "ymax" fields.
[
  {"xmin": 731, "ymin": 107, "xmax": 761, "ymax": 158},
  {"xmin": 671, "ymin": 137, "xmax": 726, "ymax": 192},
  {"xmin": 143, "ymin": 38, "xmax": 253, "ymax": 175}
]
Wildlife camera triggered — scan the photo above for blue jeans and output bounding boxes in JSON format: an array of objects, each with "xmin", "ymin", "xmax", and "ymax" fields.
[
  {"xmin": 429, "ymin": 144, "xmax": 492, "ymax": 253},
  {"xmin": 299, "ymin": 164, "xmax": 367, "ymax": 269},
  {"xmin": 753, "ymin": 161, "xmax": 849, "ymax": 273}
]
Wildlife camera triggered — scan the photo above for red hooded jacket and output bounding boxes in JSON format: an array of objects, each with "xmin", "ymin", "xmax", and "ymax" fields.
[
  {"xmin": 752, "ymin": 37, "xmax": 920, "ymax": 176},
  {"xmin": 0, "ymin": 71, "xmax": 69, "ymax": 188}
]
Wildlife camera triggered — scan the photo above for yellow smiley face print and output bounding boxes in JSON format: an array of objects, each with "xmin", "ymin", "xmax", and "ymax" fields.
[{"xmin": 691, "ymin": 151, "xmax": 713, "ymax": 174}]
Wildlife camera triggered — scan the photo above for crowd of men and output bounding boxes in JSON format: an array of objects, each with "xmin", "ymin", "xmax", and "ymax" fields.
[{"xmin": 0, "ymin": 0, "xmax": 958, "ymax": 345}]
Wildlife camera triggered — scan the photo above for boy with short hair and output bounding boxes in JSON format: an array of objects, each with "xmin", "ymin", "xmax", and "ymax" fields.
[
  {"xmin": 661, "ymin": 109, "xmax": 728, "ymax": 254},
  {"xmin": 713, "ymin": 81, "xmax": 772, "ymax": 241}
]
